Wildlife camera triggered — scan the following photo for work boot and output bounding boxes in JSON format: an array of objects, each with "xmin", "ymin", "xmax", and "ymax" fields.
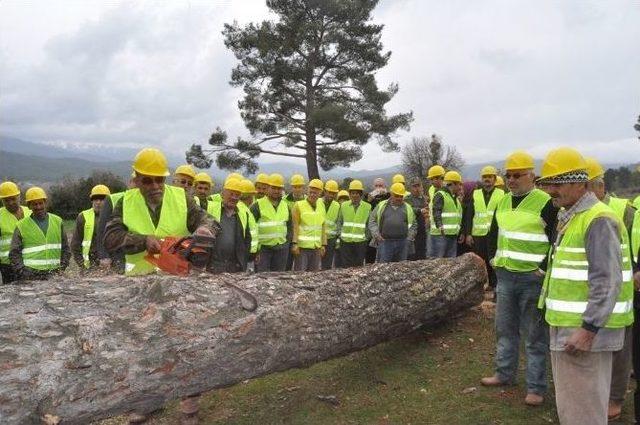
[
  {"xmin": 524, "ymin": 393, "xmax": 544, "ymax": 406},
  {"xmin": 480, "ymin": 375, "xmax": 509, "ymax": 387},
  {"xmin": 128, "ymin": 413, "xmax": 148, "ymax": 424},
  {"xmin": 607, "ymin": 400, "xmax": 623, "ymax": 421},
  {"xmin": 180, "ymin": 395, "xmax": 200, "ymax": 416}
]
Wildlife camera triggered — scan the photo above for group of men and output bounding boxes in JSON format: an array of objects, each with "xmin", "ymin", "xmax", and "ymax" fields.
[{"xmin": 0, "ymin": 145, "xmax": 638, "ymax": 425}]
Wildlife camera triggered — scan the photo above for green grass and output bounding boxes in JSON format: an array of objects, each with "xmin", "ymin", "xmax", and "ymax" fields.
[
  {"xmin": 63, "ymin": 219, "xmax": 76, "ymax": 235},
  {"xmin": 98, "ymin": 306, "xmax": 637, "ymax": 424}
]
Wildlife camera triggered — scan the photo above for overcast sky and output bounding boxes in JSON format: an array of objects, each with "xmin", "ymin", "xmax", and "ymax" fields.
[{"xmin": 1, "ymin": 0, "xmax": 639, "ymax": 170}]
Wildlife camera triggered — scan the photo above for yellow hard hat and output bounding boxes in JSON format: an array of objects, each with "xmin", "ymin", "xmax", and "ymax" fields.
[
  {"xmin": 392, "ymin": 174, "xmax": 405, "ymax": 184},
  {"xmin": 132, "ymin": 148, "xmax": 170, "ymax": 177},
  {"xmin": 268, "ymin": 173, "xmax": 285, "ymax": 188},
  {"xmin": 224, "ymin": 178, "xmax": 243, "ymax": 192},
  {"xmin": 290, "ymin": 174, "xmax": 305, "ymax": 186},
  {"xmin": 427, "ymin": 165, "xmax": 446, "ymax": 179},
  {"xmin": 584, "ymin": 157, "xmax": 604, "ymax": 180},
  {"xmin": 348, "ymin": 180, "xmax": 364, "ymax": 191},
  {"xmin": 308, "ymin": 178, "xmax": 323, "ymax": 190},
  {"xmin": 337, "ymin": 190, "xmax": 349, "ymax": 199},
  {"xmin": 256, "ymin": 173, "xmax": 270, "ymax": 185},
  {"xmin": 194, "ymin": 172, "xmax": 213, "ymax": 185},
  {"xmin": 539, "ymin": 147, "xmax": 587, "ymax": 181},
  {"xmin": 240, "ymin": 179, "xmax": 257, "ymax": 194},
  {"xmin": 390, "ymin": 182, "xmax": 405, "ymax": 196},
  {"xmin": 324, "ymin": 180, "xmax": 339, "ymax": 193},
  {"xmin": 480, "ymin": 166, "xmax": 497, "ymax": 177},
  {"xmin": 227, "ymin": 172, "xmax": 243, "ymax": 181},
  {"xmin": 444, "ymin": 171, "xmax": 462, "ymax": 183},
  {"xmin": 90, "ymin": 184, "xmax": 111, "ymax": 198},
  {"xmin": 504, "ymin": 151, "xmax": 535, "ymax": 171},
  {"xmin": 0, "ymin": 181, "xmax": 20, "ymax": 199},
  {"xmin": 25, "ymin": 187, "xmax": 47, "ymax": 203},
  {"xmin": 495, "ymin": 176, "xmax": 505, "ymax": 186},
  {"xmin": 174, "ymin": 164, "xmax": 196, "ymax": 179}
]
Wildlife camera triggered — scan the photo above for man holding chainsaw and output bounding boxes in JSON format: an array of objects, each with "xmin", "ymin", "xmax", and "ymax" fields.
[
  {"xmin": 104, "ymin": 148, "xmax": 218, "ymax": 277},
  {"xmin": 103, "ymin": 147, "xmax": 218, "ymax": 422}
]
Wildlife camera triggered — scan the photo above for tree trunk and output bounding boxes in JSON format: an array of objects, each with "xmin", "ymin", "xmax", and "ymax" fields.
[{"xmin": 0, "ymin": 254, "xmax": 486, "ymax": 424}]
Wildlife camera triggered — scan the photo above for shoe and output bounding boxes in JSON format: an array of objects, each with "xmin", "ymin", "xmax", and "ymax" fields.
[
  {"xmin": 480, "ymin": 375, "xmax": 508, "ymax": 387},
  {"xmin": 128, "ymin": 413, "xmax": 148, "ymax": 424},
  {"xmin": 180, "ymin": 396, "xmax": 200, "ymax": 416},
  {"xmin": 524, "ymin": 393, "xmax": 544, "ymax": 406},
  {"xmin": 608, "ymin": 401, "xmax": 622, "ymax": 421}
]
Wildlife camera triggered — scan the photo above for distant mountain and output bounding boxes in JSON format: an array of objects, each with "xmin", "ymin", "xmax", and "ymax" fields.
[
  {"xmin": 0, "ymin": 135, "xmax": 630, "ymax": 184},
  {"xmin": 0, "ymin": 150, "xmax": 133, "ymax": 183}
]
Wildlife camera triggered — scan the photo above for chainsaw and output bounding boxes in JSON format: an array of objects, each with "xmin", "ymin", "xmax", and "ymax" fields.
[
  {"xmin": 144, "ymin": 235, "xmax": 215, "ymax": 276},
  {"xmin": 144, "ymin": 235, "xmax": 258, "ymax": 311}
]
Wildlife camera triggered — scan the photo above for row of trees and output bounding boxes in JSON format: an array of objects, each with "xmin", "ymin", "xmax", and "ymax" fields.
[
  {"xmin": 49, "ymin": 171, "xmax": 126, "ymax": 220},
  {"xmin": 604, "ymin": 166, "xmax": 640, "ymax": 193}
]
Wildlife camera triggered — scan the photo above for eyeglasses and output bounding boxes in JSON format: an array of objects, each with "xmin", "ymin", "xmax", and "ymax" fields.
[
  {"xmin": 505, "ymin": 172, "xmax": 526, "ymax": 180},
  {"xmin": 141, "ymin": 176, "xmax": 165, "ymax": 185}
]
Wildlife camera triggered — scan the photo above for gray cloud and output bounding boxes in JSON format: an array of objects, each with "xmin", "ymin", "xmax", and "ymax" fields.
[{"xmin": 1, "ymin": 0, "xmax": 639, "ymax": 171}]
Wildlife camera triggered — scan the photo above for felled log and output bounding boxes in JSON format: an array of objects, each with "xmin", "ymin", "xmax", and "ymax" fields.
[{"xmin": 0, "ymin": 254, "xmax": 486, "ymax": 424}]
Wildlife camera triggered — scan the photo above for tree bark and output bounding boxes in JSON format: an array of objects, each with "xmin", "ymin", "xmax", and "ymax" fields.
[{"xmin": 0, "ymin": 254, "xmax": 486, "ymax": 424}]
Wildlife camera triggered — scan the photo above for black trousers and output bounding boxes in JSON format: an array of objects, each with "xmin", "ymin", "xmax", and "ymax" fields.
[
  {"xmin": 472, "ymin": 235, "xmax": 497, "ymax": 287},
  {"xmin": 340, "ymin": 241, "xmax": 368, "ymax": 268},
  {"xmin": 633, "ymin": 294, "xmax": 640, "ymax": 423},
  {"xmin": 321, "ymin": 238, "xmax": 337, "ymax": 270},
  {"xmin": 0, "ymin": 263, "xmax": 17, "ymax": 284}
]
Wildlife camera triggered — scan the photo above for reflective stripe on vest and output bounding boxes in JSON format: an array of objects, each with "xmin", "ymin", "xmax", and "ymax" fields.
[
  {"xmin": 471, "ymin": 188, "xmax": 505, "ymax": 236},
  {"xmin": 122, "ymin": 186, "xmax": 189, "ymax": 276},
  {"xmin": 0, "ymin": 206, "xmax": 30, "ymax": 264},
  {"xmin": 320, "ymin": 198, "xmax": 340, "ymax": 239},
  {"xmin": 538, "ymin": 201, "xmax": 634, "ymax": 328},
  {"xmin": 81, "ymin": 208, "xmax": 95, "ymax": 268},
  {"xmin": 428, "ymin": 185, "xmax": 437, "ymax": 232},
  {"xmin": 631, "ymin": 209, "xmax": 640, "ymax": 261},
  {"xmin": 339, "ymin": 200, "xmax": 372, "ymax": 243},
  {"xmin": 429, "ymin": 190, "xmax": 461, "ymax": 236},
  {"xmin": 296, "ymin": 199, "xmax": 326, "ymax": 249},
  {"xmin": 256, "ymin": 197, "xmax": 289, "ymax": 246},
  {"xmin": 376, "ymin": 199, "xmax": 416, "ymax": 233},
  {"xmin": 607, "ymin": 196, "xmax": 629, "ymax": 222},
  {"xmin": 492, "ymin": 189, "xmax": 550, "ymax": 272},
  {"xmin": 16, "ymin": 213, "xmax": 63, "ymax": 271}
]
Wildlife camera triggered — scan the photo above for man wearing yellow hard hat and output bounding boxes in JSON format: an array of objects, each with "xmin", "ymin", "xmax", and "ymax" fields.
[
  {"xmin": 535, "ymin": 147, "xmax": 633, "ymax": 424},
  {"xmin": 319, "ymin": 180, "xmax": 340, "ymax": 269},
  {"xmin": 104, "ymin": 148, "xmax": 217, "ymax": 277},
  {"xmin": 9, "ymin": 187, "xmax": 70, "ymax": 280},
  {"xmin": 173, "ymin": 164, "xmax": 197, "ymax": 194},
  {"xmin": 290, "ymin": 179, "xmax": 327, "ymax": 271},
  {"xmin": 368, "ymin": 182, "xmax": 416, "ymax": 263},
  {"xmin": 71, "ymin": 184, "xmax": 111, "ymax": 270},
  {"xmin": 585, "ymin": 157, "xmax": 636, "ymax": 420},
  {"xmin": 462, "ymin": 166, "xmax": 504, "ymax": 288},
  {"xmin": 481, "ymin": 150, "xmax": 558, "ymax": 407},
  {"xmin": 238, "ymin": 179, "xmax": 259, "ymax": 258},
  {"xmin": 0, "ymin": 181, "xmax": 31, "ymax": 283},
  {"xmin": 205, "ymin": 178, "xmax": 253, "ymax": 273},
  {"xmin": 337, "ymin": 190, "xmax": 349, "ymax": 203},
  {"xmin": 193, "ymin": 172, "xmax": 215, "ymax": 210},
  {"xmin": 285, "ymin": 174, "xmax": 306, "ymax": 210},
  {"xmin": 428, "ymin": 171, "xmax": 463, "ymax": 258},
  {"xmin": 254, "ymin": 173, "xmax": 270, "ymax": 199},
  {"xmin": 336, "ymin": 180, "xmax": 371, "ymax": 267},
  {"xmin": 250, "ymin": 173, "xmax": 291, "ymax": 272}
]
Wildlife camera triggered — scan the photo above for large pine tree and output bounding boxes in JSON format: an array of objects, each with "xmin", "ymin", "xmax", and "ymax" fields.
[{"xmin": 187, "ymin": 0, "xmax": 413, "ymax": 178}]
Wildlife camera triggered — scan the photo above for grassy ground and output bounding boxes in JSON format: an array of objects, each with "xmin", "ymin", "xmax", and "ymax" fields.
[{"xmin": 99, "ymin": 302, "xmax": 635, "ymax": 425}]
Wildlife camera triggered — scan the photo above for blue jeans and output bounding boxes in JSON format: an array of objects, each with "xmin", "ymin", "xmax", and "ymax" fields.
[
  {"xmin": 377, "ymin": 239, "xmax": 409, "ymax": 263},
  {"xmin": 494, "ymin": 268, "xmax": 549, "ymax": 395},
  {"xmin": 428, "ymin": 235, "xmax": 457, "ymax": 258}
]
